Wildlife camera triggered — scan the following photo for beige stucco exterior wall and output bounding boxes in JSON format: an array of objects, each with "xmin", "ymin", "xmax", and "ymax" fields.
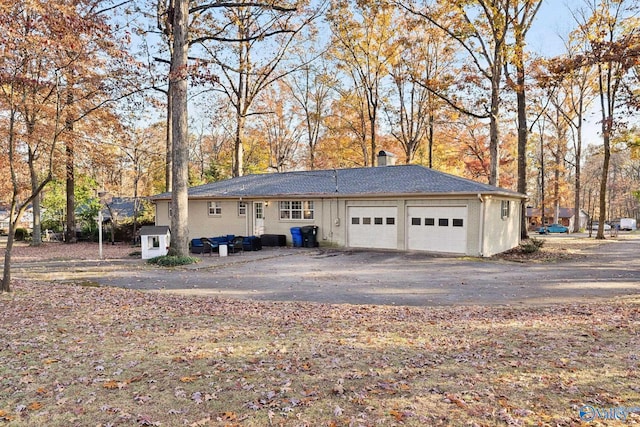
[
  {"xmin": 480, "ymin": 196, "xmax": 522, "ymax": 257},
  {"xmin": 154, "ymin": 194, "xmax": 522, "ymax": 256}
]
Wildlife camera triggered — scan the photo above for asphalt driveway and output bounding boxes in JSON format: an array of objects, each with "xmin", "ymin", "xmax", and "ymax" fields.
[{"xmin": 11, "ymin": 234, "xmax": 640, "ymax": 306}]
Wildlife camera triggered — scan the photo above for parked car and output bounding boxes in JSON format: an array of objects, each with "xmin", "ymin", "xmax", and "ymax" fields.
[
  {"xmin": 538, "ymin": 223, "xmax": 569, "ymax": 234},
  {"xmin": 590, "ymin": 222, "xmax": 611, "ymax": 231}
]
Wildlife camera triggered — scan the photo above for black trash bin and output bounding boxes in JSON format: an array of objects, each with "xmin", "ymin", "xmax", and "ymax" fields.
[{"xmin": 300, "ymin": 225, "xmax": 319, "ymax": 248}]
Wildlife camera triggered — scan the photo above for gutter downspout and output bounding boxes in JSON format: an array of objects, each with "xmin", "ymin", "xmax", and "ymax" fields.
[
  {"xmin": 478, "ymin": 194, "xmax": 485, "ymax": 257},
  {"xmin": 245, "ymin": 200, "xmax": 250, "ymax": 237}
]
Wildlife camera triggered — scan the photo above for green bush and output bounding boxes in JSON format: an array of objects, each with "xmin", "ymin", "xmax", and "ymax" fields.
[
  {"xmin": 520, "ymin": 237, "xmax": 545, "ymax": 253},
  {"xmin": 147, "ymin": 255, "xmax": 199, "ymax": 267}
]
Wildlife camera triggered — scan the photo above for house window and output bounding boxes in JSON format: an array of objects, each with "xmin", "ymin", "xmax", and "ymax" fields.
[
  {"xmin": 352, "ymin": 217, "xmax": 360, "ymax": 225},
  {"xmin": 501, "ymin": 200, "xmax": 511, "ymax": 218},
  {"xmin": 148, "ymin": 235, "xmax": 160, "ymax": 249},
  {"xmin": 363, "ymin": 217, "xmax": 371, "ymax": 225},
  {"xmin": 411, "ymin": 218, "xmax": 421, "ymax": 226},
  {"xmin": 453, "ymin": 218, "xmax": 464, "ymax": 227},
  {"xmin": 208, "ymin": 201, "xmax": 222, "ymax": 216},
  {"xmin": 439, "ymin": 218, "xmax": 449, "ymax": 226},
  {"xmin": 374, "ymin": 217, "xmax": 383, "ymax": 225},
  {"xmin": 386, "ymin": 217, "xmax": 395, "ymax": 225},
  {"xmin": 425, "ymin": 218, "xmax": 435, "ymax": 226},
  {"xmin": 279, "ymin": 201, "xmax": 314, "ymax": 220},
  {"xmin": 238, "ymin": 202, "xmax": 247, "ymax": 216}
]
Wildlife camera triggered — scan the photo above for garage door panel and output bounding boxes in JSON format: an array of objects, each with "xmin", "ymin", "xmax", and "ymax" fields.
[
  {"xmin": 348, "ymin": 207, "xmax": 397, "ymax": 249},
  {"xmin": 407, "ymin": 206, "xmax": 467, "ymax": 253}
]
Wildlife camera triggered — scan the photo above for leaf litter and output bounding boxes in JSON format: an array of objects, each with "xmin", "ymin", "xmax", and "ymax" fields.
[{"xmin": 0, "ymin": 278, "xmax": 639, "ymax": 426}]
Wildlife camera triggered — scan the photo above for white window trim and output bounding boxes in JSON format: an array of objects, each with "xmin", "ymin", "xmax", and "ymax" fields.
[
  {"xmin": 238, "ymin": 201, "xmax": 247, "ymax": 217},
  {"xmin": 501, "ymin": 200, "xmax": 511, "ymax": 219},
  {"xmin": 208, "ymin": 201, "xmax": 222, "ymax": 216},
  {"xmin": 279, "ymin": 200, "xmax": 315, "ymax": 220}
]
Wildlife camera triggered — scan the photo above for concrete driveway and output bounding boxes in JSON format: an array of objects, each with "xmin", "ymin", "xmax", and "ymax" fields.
[{"xmin": 12, "ymin": 234, "xmax": 640, "ymax": 306}]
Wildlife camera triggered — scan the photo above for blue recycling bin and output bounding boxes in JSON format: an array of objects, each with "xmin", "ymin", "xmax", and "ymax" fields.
[{"xmin": 290, "ymin": 227, "xmax": 303, "ymax": 247}]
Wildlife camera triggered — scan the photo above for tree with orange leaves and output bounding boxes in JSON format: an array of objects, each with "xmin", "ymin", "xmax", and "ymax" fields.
[{"xmin": 0, "ymin": 0, "xmax": 137, "ymax": 292}]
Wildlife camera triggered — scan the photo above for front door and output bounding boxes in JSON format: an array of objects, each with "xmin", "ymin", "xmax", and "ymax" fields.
[{"xmin": 254, "ymin": 202, "xmax": 265, "ymax": 236}]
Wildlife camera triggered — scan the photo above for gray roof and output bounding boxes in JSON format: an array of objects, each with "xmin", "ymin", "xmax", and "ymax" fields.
[
  {"xmin": 101, "ymin": 197, "xmax": 138, "ymax": 220},
  {"xmin": 526, "ymin": 207, "xmax": 577, "ymax": 218},
  {"xmin": 139, "ymin": 225, "xmax": 170, "ymax": 235},
  {"xmin": 151, "ymin": 165, "xmax": 525, "ymax": 200}
]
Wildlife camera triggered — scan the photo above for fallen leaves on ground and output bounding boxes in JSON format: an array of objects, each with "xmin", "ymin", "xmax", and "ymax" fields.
[
  {"xmin": 493, "ymin": 236, "xmax": 612, "ymax": 263},
  {"xmin": 1, "ymin": 279, "xmax": 639, "ymax": 426},
  {"xmin": 10, "ymin": 241, "xmax": 135, "ymax": 261}
]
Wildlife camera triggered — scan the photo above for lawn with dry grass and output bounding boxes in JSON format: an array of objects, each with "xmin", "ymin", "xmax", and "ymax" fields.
[{"xmin": 1, "ymin": 277, "xmax": 639, "ymax": 426}]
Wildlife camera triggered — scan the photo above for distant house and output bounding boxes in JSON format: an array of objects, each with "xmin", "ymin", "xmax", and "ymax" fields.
[
  {"xmin": 526, "ymin": 207, "xmax": 589, "ymax": 231},
  {"xmin": 151, "ymin": 153, "xmax": 526, "ymax": 257},
  {"xmin": 101, "ymin": 197, "xmax": 138, "ymax": 223},
  {"xmin": 0, "ymin": 205, "xmax": 33, "ymax": 233}
]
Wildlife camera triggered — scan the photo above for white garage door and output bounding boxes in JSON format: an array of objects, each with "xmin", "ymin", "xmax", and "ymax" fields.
[
  {"xmin": 407, "ymin": 206, "xmax": 468, "ymax": 253},
  {"xmin": 348, "ymin": 206, "xmax": 397, "ymax": 249}
]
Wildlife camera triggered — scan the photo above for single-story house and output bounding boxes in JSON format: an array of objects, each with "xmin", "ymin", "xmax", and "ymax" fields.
[
  {"xmin": 151, "ymin": 154, "xmax": 526, "ymax": 257},
  {"xmin": 526, "ymin": 207, "xmax": 589, "ymax": 231},
  {"xmin": 101, "ymin": 197, "xmax": 138, "ymax": 223},
  {"xmin": 0, "ymin": 205, "xmax": 33, "ymax": 234}
]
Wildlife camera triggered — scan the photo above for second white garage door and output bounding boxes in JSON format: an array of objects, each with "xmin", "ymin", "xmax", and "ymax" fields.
[
  {"xmin": 407, "ymin": 206, "xmax": 468, "ymax": 254},
  {"xmin": 348, "ymin": 206, "xmax": 397, "ymax": 249}
]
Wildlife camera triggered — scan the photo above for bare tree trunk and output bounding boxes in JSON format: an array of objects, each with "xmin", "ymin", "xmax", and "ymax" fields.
[
  {"xmin": 29, "ymin": 147, "xmax": 42, "ymax": 246},
  {"xmin": 573, "ymin": 121, "xmax": 583, "ymax": 232},
  {"xmin": 428, "ymin": 111, "xmax": 434, "ymax": 168},
  {"xmin": 489, "ymin": 70, "xmax": 501, "ymax": 186},
  {"xmin": 598, "ymin": 124, "xmax": 611, "ymax": 240},
  {"xmin": 2, "ymin": 218, "xmax": 16, "ymax": 292},
  {"xmin": 369, "ymin": 110, "xmax": 377, "ymax": 168},
  {"xmin": 65, "ymin": 142, "xmax": 76, "ymax": 243},
  {"xmin": 165, "ymin": 89, "xmax": 173, "ymax": 192},
  {"xmin": 233, "ymin": 113, "xmax": 245, "ymax": 177},
  {"xmin": 516, "ymin": 60, "xmax": 528, "ymax": 239},
  {"xmin": 169, "ymin": 0, "xmax": 190, "ymax": 256}
]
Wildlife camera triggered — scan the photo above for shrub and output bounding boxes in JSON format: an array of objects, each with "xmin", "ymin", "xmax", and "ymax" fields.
[
  {"xmin": 520, "ymin": 237, "xmax": 545, "ymax": 253},
  {"xmin": 147, "ymin": 255, "xmax": 199, "ymax": 267}
]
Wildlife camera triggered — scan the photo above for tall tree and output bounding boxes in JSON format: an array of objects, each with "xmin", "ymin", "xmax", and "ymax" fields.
[
  {"xmin": 193, "ymin": 1, "xmax": 315, "ymax": 177},
  {"xmin": 384, "ymin": 10, "xmax": 456, "ymax": 165},
  {"xmin": 326, "ymin": 88, "xmax": 371, "ymax": 166},
  {"xmin": 399, "ymin": 0, "xmax": 511, "ymax": 185},
  {"xmin": 327, "ymin": 0, "xmax": 402, "ymax": 167},
  {"xmin": 0, "ymin": 0, "xmax": 134, "ymax": 291},
  {"xmin": 545, "ymin": 43, "xmax": 596, "ymax": 232},
  {"xmin": 504, "ymin": 0, "xmax": 542, "ymax": 238},
  {"xmin": 285, "ymin": 59, "xmax": 334, "ymax": 170},
  {"xmin": 168, "ymin": 0, "xmax": 190, "ymax": 256},
  {"xmin": 256, "ymin": 82, "xmax": 304, "ymax": 171},
  {"xmin": 569, "ymin": 0, "xmax": 639, "ymax": 239}
]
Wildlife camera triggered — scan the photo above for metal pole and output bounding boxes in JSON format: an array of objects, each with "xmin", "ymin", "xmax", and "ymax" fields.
[{"xmin": 98, "ymin": 209, "xmax": 103, "ymax": 259}]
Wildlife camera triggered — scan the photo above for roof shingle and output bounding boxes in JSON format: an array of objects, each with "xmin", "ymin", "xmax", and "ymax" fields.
[{"xmin": 152, "ymin": 165, "xmax": 524, "ymax": 199}]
